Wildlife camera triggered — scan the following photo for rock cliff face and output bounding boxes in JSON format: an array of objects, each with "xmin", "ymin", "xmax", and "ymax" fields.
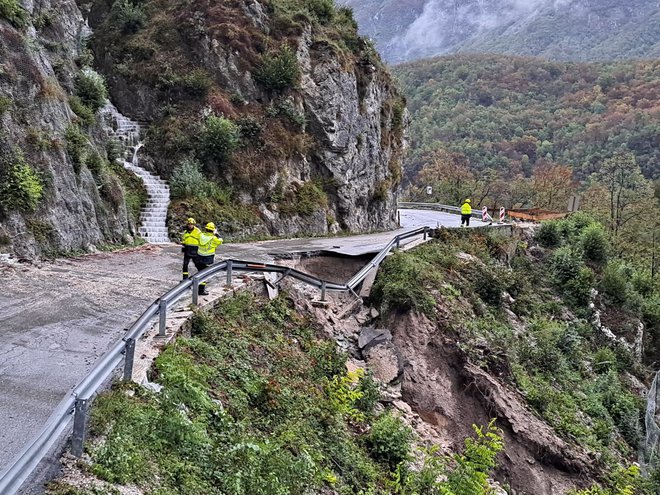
[
  {"xmin": 0, "ymin": 0, "xmax": 142, "ymax": 258},
  {"xmin": 342, "ymin": 0, "xmax": 660, "ymax": 63},
  {"xmin": 0, "ymin": 0, "xmax": 405, "ymax": 258},
  {"xmin": 297, "ymin": 29, "xmax": 403, "ymax": 233}
]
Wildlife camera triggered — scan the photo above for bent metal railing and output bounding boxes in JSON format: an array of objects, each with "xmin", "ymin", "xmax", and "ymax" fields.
[{"xmin": 0, "ymin": 226, "xmax": 429, "ymax": 495}]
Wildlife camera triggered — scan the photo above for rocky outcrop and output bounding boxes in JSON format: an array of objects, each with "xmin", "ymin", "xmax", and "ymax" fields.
[
  {"xmin": 0, "ymin": 1, "xmax": 140, "ymax": 259},
  {"xmin": 358, "ymin": 327, "xmax": 405, "ymax": 383},
  {"xmin": 86, "ymin": 0, "xmax": 404, "ymax": 239},
  {"xmin": 298, "ymin": 29, "xmax": 400, "ymax": 233}
]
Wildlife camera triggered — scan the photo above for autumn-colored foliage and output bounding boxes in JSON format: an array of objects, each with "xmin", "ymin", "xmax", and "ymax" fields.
[{"xmin": 395, "ymin": 54, "xmax": 660, "ymax": 186}]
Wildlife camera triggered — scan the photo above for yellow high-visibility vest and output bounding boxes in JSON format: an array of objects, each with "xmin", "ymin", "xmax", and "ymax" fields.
[
  {"xmin": 461, "ymin": 202, "xmax": 472, "ymax": 215},
  {"xmin": 182, "ymin": 226, "xmax": 201, "ymax": 246},
  {"xmin": 198, "ymin": 232, "xmax": 222, "ymax": 256}
]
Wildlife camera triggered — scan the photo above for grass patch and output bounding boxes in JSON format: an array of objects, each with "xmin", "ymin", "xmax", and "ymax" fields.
[{"xmin": 278, "ymin": 180, "xmax": 328, "ymax": 216}]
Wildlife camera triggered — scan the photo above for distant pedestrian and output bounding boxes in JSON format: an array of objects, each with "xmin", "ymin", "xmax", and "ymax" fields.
[
  {"xmin": 181, "ymin": 217, "xmax": 201, "ymax": 280},
  {"xmin": 461, "ymin": 199, "xmax": 472, "ymax": 227},
  {"xmin": 194, "ymin": 222, "xmax": 223, "ymax": 295}
]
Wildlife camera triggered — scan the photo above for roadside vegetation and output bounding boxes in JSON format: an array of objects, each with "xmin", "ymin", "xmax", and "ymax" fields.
[{"xmin": 47, "ymin": 291, "xmax": 505, "ymax": 495}]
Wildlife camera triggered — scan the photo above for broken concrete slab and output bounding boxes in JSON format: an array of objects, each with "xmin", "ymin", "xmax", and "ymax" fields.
[{"xmin": 264, "ymin": 272, "xmax": 279, "ymax": 300}]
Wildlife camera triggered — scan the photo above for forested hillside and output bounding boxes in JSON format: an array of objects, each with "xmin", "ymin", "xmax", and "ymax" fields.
[{"xmin": 395, "ymin": 54, "xmax": 659, "ymax": 184}]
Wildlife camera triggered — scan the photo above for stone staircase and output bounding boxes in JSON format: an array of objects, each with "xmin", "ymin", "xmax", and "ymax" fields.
[
  {"xmin": 125, "ymin": 147, "xmax": 171, "ymax": 244},
  {"xmin": 101, "ymin": 103, "xmax": 170, "ymax": 244}
]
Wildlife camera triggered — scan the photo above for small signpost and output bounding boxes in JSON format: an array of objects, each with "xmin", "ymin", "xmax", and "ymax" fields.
[
  {"xmin": 482, "ymin": 206, "xmax": 493, "ymax": 224},
  {"xmin": 567, "ymin": 195, "xmax": 581, "ymax": 212},
  {"xmin": 426, "ymin": 186, "xmax": 433, "ymax": 196}
]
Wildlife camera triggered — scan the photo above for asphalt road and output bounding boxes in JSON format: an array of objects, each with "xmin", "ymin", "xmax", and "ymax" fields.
[{"xmin": 0, "ymin": 209, "xmax": 486, "ymax": 473}]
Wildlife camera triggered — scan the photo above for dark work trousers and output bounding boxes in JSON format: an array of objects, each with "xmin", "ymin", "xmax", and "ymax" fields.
[
  {"xmin": 194, "ymin": 254, "xmax": 215, "ymax": 294},
  {"xmin": 461, "ymin": 214, "xmax": 471, "ymax": 226},
  {"xmin": 182, "ymin": 245, "xmax": 199, "ymax": 279}
]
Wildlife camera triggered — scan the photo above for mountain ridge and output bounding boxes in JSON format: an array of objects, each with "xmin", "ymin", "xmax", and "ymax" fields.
[{"xmin": 341, "ymin": 0, "xmax": 660, "ymax": 63}]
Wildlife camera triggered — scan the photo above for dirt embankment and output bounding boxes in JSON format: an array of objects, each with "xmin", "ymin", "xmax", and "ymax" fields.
[{"xmin": 389, "ymin": 311, "xmax": 596, "ymax": 494}]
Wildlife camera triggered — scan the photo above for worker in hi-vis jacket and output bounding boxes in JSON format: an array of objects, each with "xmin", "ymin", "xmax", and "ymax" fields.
[
  {"xmin": 181, "ymin": 217, "xmax": 201, "ymax": 280},
  {"xmin": 194, "ymin": 222, "xmax": 223, "ymax": 295},
  {"xmin": 460, "ymin": 199, "xmax": 472, "ymax": 227}
]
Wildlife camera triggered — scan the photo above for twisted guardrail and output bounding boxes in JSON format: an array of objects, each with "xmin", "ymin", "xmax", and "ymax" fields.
[{"xmin": 0, "ymin": 226, "xmax": 429, "ymax": 495}]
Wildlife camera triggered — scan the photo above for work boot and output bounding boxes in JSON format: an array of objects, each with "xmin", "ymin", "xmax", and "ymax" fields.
[{"xmin": 198, "ymin": 285, "xmax": 209, "ymax": 296}]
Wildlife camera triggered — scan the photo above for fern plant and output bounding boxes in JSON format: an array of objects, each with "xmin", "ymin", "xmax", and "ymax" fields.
[{"xmin": 444, "ymin": 421, "xmax": 504, "ymax": 495}]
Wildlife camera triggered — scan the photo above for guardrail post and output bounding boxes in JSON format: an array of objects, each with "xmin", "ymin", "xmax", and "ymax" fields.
[
  {"xmin": 395, "ymin": 237, "xmax": 400, "ymax": 249},
  {"xmin": 423, "ymin": 226, "xmax": 428, "ymax": 240},
  {"xmin": 226, "ymin": 260, "xmax": 233, "ymax": 287},
  {"xmin": 159, "ymin": 298, "xmax": 168, "ymax": 336},
  {"xmin": 72, "ymin": 397, "xmax": 88, "ymax": 457},
  {"xmin": 123, "ymin": 338, "xmax": 135, "ymax": 381},
  {"xmin": 321, "ymin": 281, "xmax": 327, "ymax": 301},
  {"xmin": 192, "ymin": 278, "xmax": 199, "ymax": 306}
]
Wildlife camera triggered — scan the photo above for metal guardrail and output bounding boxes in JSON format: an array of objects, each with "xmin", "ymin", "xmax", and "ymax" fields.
[
  {"xmin": 0, "ymin": 226, "xmax": 429, "ymax": 495},
  {"xmin": 398, "ymin": 201, "xmax": 484, "ymax": 218}
]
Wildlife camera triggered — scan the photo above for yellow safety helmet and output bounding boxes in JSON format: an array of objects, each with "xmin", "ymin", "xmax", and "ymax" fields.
[
  {"xmin": 186, "ymin": 217, "xmax": 196, "ymax": 224},
  {"xmin": 465, "ymin": 199, "xmax": 471, "ymax": 203},
  {"xmin": 205, "ymin": 222, "xmax": 216, "ymax": 231}
]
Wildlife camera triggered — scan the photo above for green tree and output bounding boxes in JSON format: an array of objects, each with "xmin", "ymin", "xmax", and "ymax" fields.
[
  {"xmin": 0, "ymin": 147, "xmax": 44, "ymax": 212},
  {"xmin": 592, "ymin": 152, "xmax": 650, "ymax": 238},
  {"xmin": 203, "ymin": 116, "xmax": 240, "ymax": 163}
]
